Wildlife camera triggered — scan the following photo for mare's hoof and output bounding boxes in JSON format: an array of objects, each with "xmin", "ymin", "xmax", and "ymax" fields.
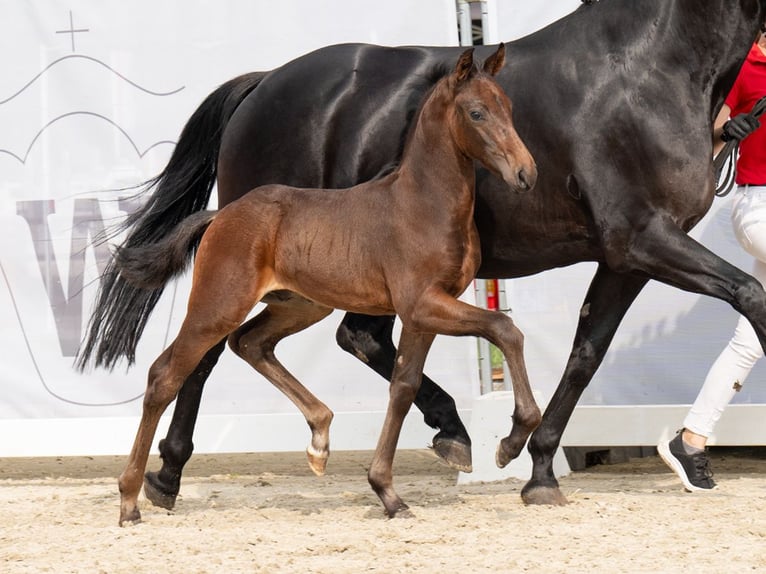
[
  {"xmin": 306, "ymin": 447, "xmax": 329, "ymax": 477},
  {"xmin": 520, "ymin": 484, "xmax": 569, "ymax": 506},
  {"xmin": 144, "ymin": 472, "xmax": 178, "ymax": 510},
  {"xmin": 432, "ymin": 433, "xmax": 472, "ymax": 472}
]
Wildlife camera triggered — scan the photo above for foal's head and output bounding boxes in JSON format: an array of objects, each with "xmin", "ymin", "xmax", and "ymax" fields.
[{"xmin": 445, "ymin": 44, "xmax": 537, "ymax": 192}]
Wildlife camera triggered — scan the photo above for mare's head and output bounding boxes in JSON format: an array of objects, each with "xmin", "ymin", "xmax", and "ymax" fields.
[{"xmin": 446, "ymin": 44, "xmax": 537, "ymax": 192}]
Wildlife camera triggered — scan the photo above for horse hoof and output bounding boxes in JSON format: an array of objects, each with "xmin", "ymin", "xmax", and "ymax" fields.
[
  {"xmin": 119, "ymin": 507, "xmax": 142, "ymax": 527},
  {"xmin": 306, "ymin": 446, "xmax": 329, "ymax": 477},
  {"xmin": 520, "ymin": 484, "xmax": 569, "ymax": 506},
  {"xmin": 496, "ymin": 444, "xmax": 510, "ymax": 469},
  {"xmin": 391, "ymin": 507, "xmax": 416, "ymax": 519},
  {"xmin": 432, "ymin": 434, "xmax": 472, "ymax": 472},
  {"xmin": 144, "ymin": 472, "xmax": 178, "ymax": 510},
  {"xmin": 495, "ymin": 436, "xmax": 525, "ymax": 468},
  {"xmin": 384, "ymin": 501, "xmax": 412, "ymax": 519}
]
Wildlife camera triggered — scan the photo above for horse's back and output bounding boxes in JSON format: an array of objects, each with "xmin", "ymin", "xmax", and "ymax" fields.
[{"xmin": 217, "ymin": 44, "xmax": 462, "ymax": 197}]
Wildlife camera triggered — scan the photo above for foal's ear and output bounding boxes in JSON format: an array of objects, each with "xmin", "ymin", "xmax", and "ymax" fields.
[
  {"xmin": 483, "ymin": 43, "xmax": 506, "ymax": 76},
  {"xmin": 454, "ymin": 48, "xmax": 475, "ymax": 84}
]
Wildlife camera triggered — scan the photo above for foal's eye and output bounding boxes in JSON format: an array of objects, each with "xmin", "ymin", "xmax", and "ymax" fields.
[{"xmin": 469, "ymin": 110, "xmax": 484, "ymax": 121}]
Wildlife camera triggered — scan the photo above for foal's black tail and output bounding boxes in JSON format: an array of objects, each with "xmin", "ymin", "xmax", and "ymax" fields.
[
  {"xmin": 76, "ymin": 71, "xmax": 267, "ymax": 371},
  {"xmin": 115, "ymin": 210, "xmax": 217, "ymax": 291}
]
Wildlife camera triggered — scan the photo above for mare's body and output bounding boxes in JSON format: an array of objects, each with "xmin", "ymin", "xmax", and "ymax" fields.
[
  {"xmin": 79, "ymin": 0, "xmax": 766, "ymax": 507},
  {"xmin": 113, "ymin": 47, "xmax": 539, "ymax": 525}
]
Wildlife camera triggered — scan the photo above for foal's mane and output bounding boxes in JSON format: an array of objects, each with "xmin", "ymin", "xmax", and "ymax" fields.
[
  {"xmin": 368, "ymin": 63, "xmax": 449, "ymax": 180},
  {"xmin": 376, "ymin": 59, "xmax": 480, "ymax": 180}
]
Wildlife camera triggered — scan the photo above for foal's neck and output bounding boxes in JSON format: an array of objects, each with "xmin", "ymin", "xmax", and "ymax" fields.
[{"xmin": 397, "ymin": 89, "xmax": 475, "ymax": 202}]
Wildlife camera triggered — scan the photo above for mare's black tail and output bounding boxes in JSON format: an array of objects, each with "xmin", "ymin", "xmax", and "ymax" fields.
[{"xmin": 76, "ymin": 71, "xmax": 266, "ymax": 371}]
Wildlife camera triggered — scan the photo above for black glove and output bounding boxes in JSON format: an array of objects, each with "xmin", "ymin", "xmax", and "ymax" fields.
[{"xmin": 721, "ymin": 113, "xmax": 761, "ymax": 142}]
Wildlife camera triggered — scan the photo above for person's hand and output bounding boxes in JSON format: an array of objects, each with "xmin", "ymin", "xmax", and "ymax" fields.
[{"xmin": 721, "ymin": 113, "xmax": 761, "ymax": 141}]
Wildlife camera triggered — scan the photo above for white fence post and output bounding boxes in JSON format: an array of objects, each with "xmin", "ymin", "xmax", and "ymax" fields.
[{"xmin": 456, "ymin": 0, "xmax": 473, "ymax": 46}]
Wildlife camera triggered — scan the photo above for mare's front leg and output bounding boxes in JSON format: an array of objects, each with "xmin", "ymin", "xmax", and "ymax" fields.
[
  {"xmin": 405, "ymin": 291, "xmax": 542, "ymax": 466},
  {"xmin": 228, "ymin": 297, "xmax": 335, "ymax": 475},
  {"xmin": 522, "ymin": 266, "xmax": 647, "ymax": 506},
  {"xmin": 336, "ymin": 312, "xmax": 472, "ymax": 471},
  {"xmin": 368, "ymin": 328, "xmax": 435, "ymax": 517},
  {"xmin": 144, "ymin": 338, "xmax": 226, "ymax": 510}
]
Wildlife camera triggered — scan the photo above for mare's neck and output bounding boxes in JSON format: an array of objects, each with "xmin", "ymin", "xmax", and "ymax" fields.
[{"xmin": 642, "ymin": 1, "xmax": 763, "ymax": 109}]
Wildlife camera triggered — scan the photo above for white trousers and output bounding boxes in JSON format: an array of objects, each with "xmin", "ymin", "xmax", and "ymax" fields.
[{"xmin": 684, "ymin": 185, "xmax": 766, "ymax": 437}]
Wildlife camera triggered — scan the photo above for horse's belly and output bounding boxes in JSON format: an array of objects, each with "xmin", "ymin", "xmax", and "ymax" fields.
[
  {"xmin": 286, "ymin": 279, "xmax": 395, "ymax": 316},
  {"xmin": 275, "ymin": 252, "xmax": 394, "ymax": 315}
]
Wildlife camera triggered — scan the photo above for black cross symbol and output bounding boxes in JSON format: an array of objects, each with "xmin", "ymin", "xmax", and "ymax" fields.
[{"xmin": 56, "ymin": 10, "xmax": 89, "ymax": 53}]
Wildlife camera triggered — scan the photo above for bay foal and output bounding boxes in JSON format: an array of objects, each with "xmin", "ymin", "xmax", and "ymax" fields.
[{"xmin": 114, "ymin": 45, "xmax": 538, "ymax": 525}]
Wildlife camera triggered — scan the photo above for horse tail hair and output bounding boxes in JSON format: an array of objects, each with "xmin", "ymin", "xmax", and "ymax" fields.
[
  {"xmin": 76, "ymin": 71, "xmax": 266, "ymax": 372},
  {"xmin": 115, "ymin": 211, "xmax": 217, "ymax": 290}
]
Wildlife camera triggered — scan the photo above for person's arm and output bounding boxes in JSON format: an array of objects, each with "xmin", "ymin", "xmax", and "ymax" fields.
[{"xmin": 712, "ymin": 104, "xmax": 731, "ymax": 157}]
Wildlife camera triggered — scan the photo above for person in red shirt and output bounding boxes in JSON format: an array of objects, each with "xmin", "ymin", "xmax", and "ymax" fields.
[{"xmin": 658, "ymin": 28, "xmax": 766, "ymax": 492}]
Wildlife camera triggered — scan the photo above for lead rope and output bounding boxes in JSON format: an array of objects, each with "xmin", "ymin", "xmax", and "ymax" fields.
[{"xmin": 714, "ymin": 95, "xmax": 766, "ymax": 197}]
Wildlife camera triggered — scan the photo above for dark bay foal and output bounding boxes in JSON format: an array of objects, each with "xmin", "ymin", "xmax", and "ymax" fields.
[{"xmin": 114, "ymin": 44, "xmax": 538, "ymax": 525}]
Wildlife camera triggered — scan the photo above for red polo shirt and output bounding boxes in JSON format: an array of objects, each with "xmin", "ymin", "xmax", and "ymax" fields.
[{"xmin": 726, "ymin": 43, "xmax": 766, "ymax": 184}]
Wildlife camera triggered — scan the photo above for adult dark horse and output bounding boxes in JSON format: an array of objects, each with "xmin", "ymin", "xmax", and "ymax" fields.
[
  {"xmin": 113, "ymin": 46, "xmax": 538, "ymax": 524},
  {"xmin": 78, "ymin": 0, "xmax": 766, "ymax": 507}
]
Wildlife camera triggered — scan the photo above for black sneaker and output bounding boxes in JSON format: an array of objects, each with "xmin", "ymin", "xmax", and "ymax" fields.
[{"xmin": 657, "ymin": 431, "xmax": 716, "ymax": 491}]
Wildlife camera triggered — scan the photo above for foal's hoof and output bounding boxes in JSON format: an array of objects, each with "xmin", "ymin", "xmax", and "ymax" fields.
[
  {"xmin": 495, "ymin": 436, "xmax": 525, "ymax": 469},
  {"xmin": 306, "ymin": 446, "xmax": 329, "ymax": 477},
  {"xmin": 432, "ymin": 433, "xmax": 473, "ymax": 472},
  {"xmin": 520, "ymin": 483, "xmax": 569, "ymax": 506},
  {"xmin": 144, "ymin": 472, "xmax": 178, "ymax": 510},
  {"xmin": 384, "ymin": 501, "xmax": 413, "ymax": 519},
  {"xmin": 119, "ymin": 507, "xmax": 142, "ymax": 527}
]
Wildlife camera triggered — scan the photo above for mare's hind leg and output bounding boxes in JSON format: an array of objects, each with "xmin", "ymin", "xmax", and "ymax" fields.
[
  {"xmin": 403, "ymin": 290, "xmax": 542, "ymax": 466},
  {"xmin": 228, "ymin": 293, "xmax": 334, "ymax": 475},
  {"xmin": 368, "ymin": 328, "xmax": 435, "ymax": 517},
  {"xmin": 522, "ymin": 266, "xmax": 647, "ymax": 506},
  {"xmin": 336, "ymin": 313, "xmax": 472, "ymax": 471},
  {"xmin": 143, "ymin": 338, "xmax": 226, "ymax": 510}
]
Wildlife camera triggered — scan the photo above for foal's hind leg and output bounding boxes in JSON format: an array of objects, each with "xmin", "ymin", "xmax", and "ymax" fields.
[
  {"xmin": 119, "ymin": 328, "xmax": 235, "ymax": 525},
  {"xmin": 120, "ymin": 248, "xmax": 267, "ymax": 524},
  {"xmin": 143, "ymin": 338, "xmax": 227, "ymax": 510},
  {"xmin": 404, "ymin": 290, "xmax": 541, "ymax": 467},
  {"xmin": 228, "ymin": 294, "xmax": 334, "ymax": 475}
]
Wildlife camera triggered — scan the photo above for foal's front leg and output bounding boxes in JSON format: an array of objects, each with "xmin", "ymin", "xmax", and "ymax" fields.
[
  {"xmin": 336, "ymin": 313, "xmax": 473, "ymax": 471},
  {"xmin": 368, "ymin": 328, "xmax": 435, "ymax": 517},
  {"xmin": 407, "ymin": 291, "xmax": 541, "ymax": 467}
]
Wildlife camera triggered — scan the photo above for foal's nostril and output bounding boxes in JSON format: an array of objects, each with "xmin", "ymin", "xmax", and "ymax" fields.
[
  {"xmin": 517, "ymin": 165, "xmax": 538, "ymax": 191},
  {"xmin": 518, "ymin": 170, "xmax": 530, "ymax": 190}
]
